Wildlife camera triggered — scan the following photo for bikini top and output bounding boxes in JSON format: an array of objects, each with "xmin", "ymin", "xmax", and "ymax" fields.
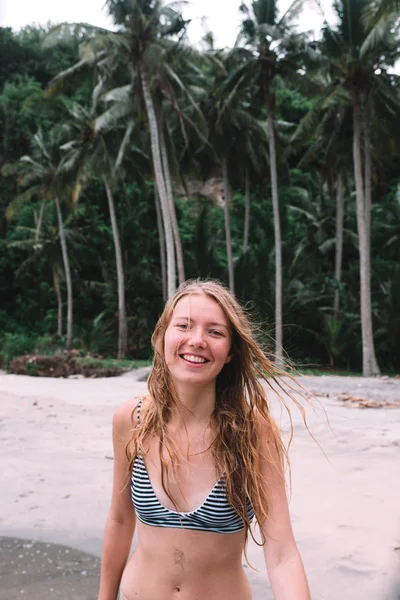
[{"xmin": 130, "ymin": 399, "xmax": 255, "ymax": 534}]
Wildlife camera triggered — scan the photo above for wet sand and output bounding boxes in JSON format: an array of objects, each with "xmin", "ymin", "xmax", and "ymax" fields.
[
  {"xmin": 0, "ymin": 372, "xmax": 399, "ymax": 599},
  {"xmin": 0, "ymin": 537, "xmax": 100, "ymax": 600}
]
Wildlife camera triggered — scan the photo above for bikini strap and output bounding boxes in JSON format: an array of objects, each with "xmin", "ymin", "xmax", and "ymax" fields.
[
  {"xmin": 135, "ymin": 398, "xmax": 145, "ymax": 462},
  {"xmin": 136, "ymin": 397, "xmax": 144, "ymax": 426}
]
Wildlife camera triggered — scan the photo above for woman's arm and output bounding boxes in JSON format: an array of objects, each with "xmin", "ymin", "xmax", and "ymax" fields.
[
  {"xmin": 97, "ymin": 400, "xmax": 138, "ymax": 600},
  {"xmin": 257, "ymin": 416, "xmax": 311, "ymax": 600}
]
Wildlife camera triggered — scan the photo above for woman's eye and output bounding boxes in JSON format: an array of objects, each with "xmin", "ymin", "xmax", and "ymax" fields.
[
  {"xmin": 176, "ymin": 323, "xmax": 188, "ymax": 330},
  {"xmin": 210, "ymin": 330, "xmax": 223, "ymax": 337}
]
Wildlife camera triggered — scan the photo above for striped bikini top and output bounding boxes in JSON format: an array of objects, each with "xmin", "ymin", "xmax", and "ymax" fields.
[{"xmin": 130, "ymin": 399, "xmax": 255, "ymax": 534}]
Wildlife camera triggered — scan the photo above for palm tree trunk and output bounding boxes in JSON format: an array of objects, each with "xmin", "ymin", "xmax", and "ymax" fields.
[
  {"xmin": 55, "ymin": 196, "xmax": 73, "ymax": 351},
  {"xmin": 364, "ymin": 100, "xmax": 372, "ymax": 246},
  {"xmin": 266, "ymin": 104, "xmax": 283, "ymax": 366},
  {"xmin": 221, "ymin": 156, "xmax": 235, "ymax": 294},
  {"xmin": 334, "ymin": 173, "xmax": 344, "ymax": 318},
  {"xmin": 53, "ymin": 267, "xmax": 63, "ymax": 338},
  {"xmin": 140, "ymin": 62, "xmax": 176, "ymax": 298},
  {"xmin": 159, "ymin": 120, "xmax": 185, "ymax": 285},
  {"xmin": 243, "ymin": 167, "xmax": 251, "ymax": 253},
  {"xmin": 104, "ymin": 178, "xmax": 128, "ymax": 359},
  {"xmin": 353, "ymin": 92, "xmax": 380, "ymax": 376},
  {"xmin": 363, "ymin": 100, "xmax": 380, "ymax": 375},
  {"xmin": 155, "ymin": 184, "xmax": 167, "ymax": 303}
]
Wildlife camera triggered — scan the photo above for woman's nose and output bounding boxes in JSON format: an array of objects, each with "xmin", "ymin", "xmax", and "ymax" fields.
[{"xmin": 188, "ymin": 327, "xmax": 207, "ymax": 347}]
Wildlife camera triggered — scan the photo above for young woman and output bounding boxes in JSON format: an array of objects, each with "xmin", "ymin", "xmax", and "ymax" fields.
[{"xmin": 98, "ymin": 279, "xmax": 311, "ymax": 600}]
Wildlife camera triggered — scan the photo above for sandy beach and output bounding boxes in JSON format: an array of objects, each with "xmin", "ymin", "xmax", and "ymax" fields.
[{"xmin": 0, "ymin": 371, "xmax": 399, "ymax": 599}]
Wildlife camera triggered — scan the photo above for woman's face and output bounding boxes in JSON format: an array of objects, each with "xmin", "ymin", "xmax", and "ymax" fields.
[{"xmin": 164, "ymin": 293, "xmax": 232, "ymax": 387}]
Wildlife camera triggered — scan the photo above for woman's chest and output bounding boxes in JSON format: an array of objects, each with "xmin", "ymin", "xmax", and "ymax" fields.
[{"xmin": 142, "ymin": 434, "xmax": 221, "ymax": 513}]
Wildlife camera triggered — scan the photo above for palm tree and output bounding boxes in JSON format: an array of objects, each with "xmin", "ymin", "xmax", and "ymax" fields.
[
  {"xmin": 225, "ymin": 0, "xmax": 307, "ymax": 364},
  {"xmin": 154, "ymin": 185, "xmax": 167, "ymax": 301},
  {"xmin": 60, "ymin": 84, "xmax": 134, "ymax": 359},
  {"xmin": 7, "ymin": 206, "xmax": 84, "ymax": 338},
  {"xmin": 45, "ymin": 1, "xmax": 200, "ymax": 297},
  {"xmin": 9, "ymin": 223, "xmax": 65, "ymax": 336},
  {"xmin": 156, "ymin": 95, "xmax": 185, "ymax": 286},
  {"xmin": 317, "ymin": 0, "xmax": 400, "ymax": 375},
  {"xmin": 201, "ymin": 50, "xmax": 269, "ymax": 294},
  {"xmin": 292, "ymin": 76, "xmax": 354, "ymax": 318},
  {"xmin": 3, "ymin": 128, "xmax": 75, "ymax": 350},
  {"xmin": 105, "ymin": 0, "xmax": 203, "ymax": 296}
]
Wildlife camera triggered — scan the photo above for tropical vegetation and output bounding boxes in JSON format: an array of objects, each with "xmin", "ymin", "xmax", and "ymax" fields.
[{"xmin": 1, "ymin": 0, "xmax": 399, "ymax": 375}]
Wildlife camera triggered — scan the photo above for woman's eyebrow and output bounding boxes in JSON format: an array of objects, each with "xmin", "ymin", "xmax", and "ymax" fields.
[
  {"xmin": 208, "ymin": 322, "xmax": 229, "ymax": 329},
  {"xmin": 173, "ymin": 316, "xmax": 228, "ymax": 329}
]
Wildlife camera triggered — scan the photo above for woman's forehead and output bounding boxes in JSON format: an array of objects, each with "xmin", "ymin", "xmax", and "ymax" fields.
[{"xmin": 173, "ymin": 293, "xmax": 229, "ymax": 323}]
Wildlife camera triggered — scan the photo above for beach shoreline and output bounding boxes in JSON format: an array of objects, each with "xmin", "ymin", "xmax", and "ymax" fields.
[{"xmin": 1, "ymin": 372, "xmax": 399, "ymax": 599}]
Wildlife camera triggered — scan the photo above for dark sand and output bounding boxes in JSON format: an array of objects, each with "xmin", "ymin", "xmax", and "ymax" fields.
[{"xmin": 0, "ymin": 537, "xmax": 100, "ymax": 600}]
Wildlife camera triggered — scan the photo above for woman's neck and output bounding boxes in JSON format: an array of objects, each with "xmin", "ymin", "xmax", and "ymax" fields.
[{"xmin": 169, "ymin": 380, "xmax": 216, "ymax": 426}]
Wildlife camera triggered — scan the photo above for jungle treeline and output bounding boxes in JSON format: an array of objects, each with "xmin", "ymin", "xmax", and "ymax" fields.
[{"xmin": 1, "ymin": 0, "xmax": 399, "ymax": 375}]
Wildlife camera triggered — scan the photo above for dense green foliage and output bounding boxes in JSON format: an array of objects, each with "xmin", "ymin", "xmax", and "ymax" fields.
[{"xmin": 1, "ymin": 1, "xmax": 399, "ymax": 372}]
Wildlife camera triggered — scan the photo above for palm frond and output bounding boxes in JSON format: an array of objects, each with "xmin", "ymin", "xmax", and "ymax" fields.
[
  {"xmin": 103, "ymin": 85, "xmax": 132, "ymax": 104},
  {"xmin": 91, "ymin": 77, "xmax": 106, "ymax": 113},
  {"xmin": 360, "ymin": 13, "xmax": 396, "ymax": 56},
  {"xmin": 60, "ymin": 146, "xmax": 88, "ymax": 174},
  {"xmin": 114, "ymin": 121, "xmax": 134, "ymax": 174},
  {"xmin": 20, "ymin": 156, "xmax": 48, "ymax": 177},
  {"xmin": 218, "ymin": 57, "xmax": 257, "ymax": 96},
  {"xmin": 318, "ymin": 238, "xmax": 336, "ymax": 255},
  {"xmin": 291, "ymin": 97, "xmax": 325, "ymax": 145},
  {"xmin": 163, "ymin": 64, "xmax": 207, "ymax": 132},
  {"xmin": 278, "ymin": 0, "xmax": 306, "ymax": 27},
  {"xmin": 42, "ymin": 22, "xmax": 112, "ymax": 48},
  {"xmin": 46, "ymin": 58, "xmax": 93, "ymax": 96},
  {"xmin": 79, "ymin": 32, "xmax": 127, "ymax": 61},
  {"xmin": 59, "ymin": 140, "xmax": 79, "ymax": 152},
  {"xmin": 6, "ymin": 186, "xmax": 44, "ymax": 221},
  {"xmin": 217, "ymin": 75, "xmax": 248, "ymax": 126},
  {"xmin": 362, "ymin": 0, "xmax": 400, "ymax": 29},
  {"xmin": 94, "ymin": 99, "xmax": 132, "ymax": 133},
  {"xmin": 33, "ymin": 130, "xmax": 52, "ymax": 163}
]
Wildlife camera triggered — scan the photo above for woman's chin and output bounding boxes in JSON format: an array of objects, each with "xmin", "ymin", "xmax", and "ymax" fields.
[{"xmin": 170, "ymin": 369, "xmax": 215, "ymax": 387}]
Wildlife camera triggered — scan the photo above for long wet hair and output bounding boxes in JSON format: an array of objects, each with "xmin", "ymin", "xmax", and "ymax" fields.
[{"xmin": 126, "ymin": 279, "xmax": 306, "ymax": 548}]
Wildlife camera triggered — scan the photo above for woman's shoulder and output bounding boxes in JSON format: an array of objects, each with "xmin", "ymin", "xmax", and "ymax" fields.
[
  {"xmin": 252, "ymin": 407, "xmax": 282, "ymax": 447},
  {"xmin": 113, "ymin": 395, "xmax": 149, "ymax": 434}
]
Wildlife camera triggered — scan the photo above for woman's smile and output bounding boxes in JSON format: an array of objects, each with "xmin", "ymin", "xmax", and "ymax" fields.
[{"xmin": 180, "ymin": 353, "xmax": 210, "ymax": 366}]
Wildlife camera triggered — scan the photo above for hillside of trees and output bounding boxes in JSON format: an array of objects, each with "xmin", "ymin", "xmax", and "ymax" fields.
[{"xmin": 1, "ymin": 0, "xmax": 399, "ymax": 375}]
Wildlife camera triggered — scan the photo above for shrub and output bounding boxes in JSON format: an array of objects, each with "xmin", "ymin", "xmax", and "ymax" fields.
[
  {"xmin": 0, "ymin": 332, "xmax": 36, "ymax": 369},
  {"xmin": 8, "ymin": 355, "xmax": 152, "ymax": 378},
  {"xmin": 34, "ymin": 335, "xmax": 65, "ymax": 356},
  {"xmin": 10, "ymin": 354, "xmax": 73, "ymax": 377}
]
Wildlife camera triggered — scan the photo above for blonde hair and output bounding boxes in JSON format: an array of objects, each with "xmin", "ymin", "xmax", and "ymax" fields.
[{"xmin": 126, "ymin": 279, "xmax": 305, "ymax": 549}]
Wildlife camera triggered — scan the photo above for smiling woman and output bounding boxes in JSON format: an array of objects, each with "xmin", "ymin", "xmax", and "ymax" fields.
[{"xmin": 97, "ymin": 279, "xmax": 311, "ymax": 600}]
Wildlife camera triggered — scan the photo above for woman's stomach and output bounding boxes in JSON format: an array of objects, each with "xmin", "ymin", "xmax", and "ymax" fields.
[{"xmin": 120, "ymin": 522, "xmax": 252, "ymax": 600}]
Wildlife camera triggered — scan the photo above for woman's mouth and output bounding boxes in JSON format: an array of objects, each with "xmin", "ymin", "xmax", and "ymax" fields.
[{"xmin": 180, "ymin": 354, "xmax": 210, "ymax": 365}]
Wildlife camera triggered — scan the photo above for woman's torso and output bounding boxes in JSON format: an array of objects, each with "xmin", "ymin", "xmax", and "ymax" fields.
[
  {"xmin": 120, "ymin": 524, "xmax": 251, "ymax": 600},
  {"xmin": 120, "ymin": 399, "xmax": 253, "ymax": 600}
]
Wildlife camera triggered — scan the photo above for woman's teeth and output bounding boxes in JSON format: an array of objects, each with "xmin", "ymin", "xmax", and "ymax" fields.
[{"xmin": 182, "ymin": 354, "xmax": 207, "ymax": 364}]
